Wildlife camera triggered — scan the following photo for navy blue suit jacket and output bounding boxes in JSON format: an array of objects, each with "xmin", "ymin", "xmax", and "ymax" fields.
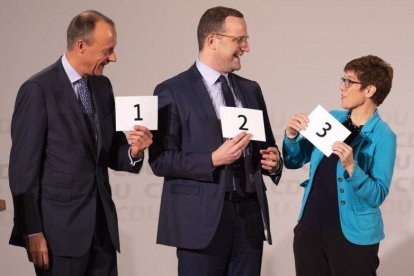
[
  {"xmin": 9, "ymin": 59, "xmax": 142, "ymax": 257},
  {"xmin": 149, "ymin": 64, "xmax": 282, "ymax": 249}
]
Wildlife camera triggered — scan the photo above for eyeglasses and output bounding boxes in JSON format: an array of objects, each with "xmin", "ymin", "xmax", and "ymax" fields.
[
  {"xmin": 341, "ymin": 77, "xmax": 363, "ymax": 89},
  {"xmin": 214, "ymin": 33, "xmax": 249, "ymax": 45}
]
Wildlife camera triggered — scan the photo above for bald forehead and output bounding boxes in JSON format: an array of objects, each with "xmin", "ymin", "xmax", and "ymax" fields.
[{"xmin": 222, "ymin": 16, "xmax": 247, "ymax": 34}]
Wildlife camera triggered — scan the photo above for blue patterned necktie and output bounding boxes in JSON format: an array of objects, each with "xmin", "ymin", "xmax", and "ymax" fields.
[{"xmin": 77, "ymin": 77, "xmax": 97, "ymax": 140}]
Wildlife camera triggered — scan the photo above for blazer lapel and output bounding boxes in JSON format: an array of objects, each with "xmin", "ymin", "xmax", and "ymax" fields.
[
  {"xmin": 350, "ymin": 111, "xmax": 379, "ymax": 159},
  {"xmin": 55, "ymin": 61, "xmax": 97, "ymax": 159},
  {"xmin": 189, "ymin": 65, "xmax": 223, "ymax": 145},
  {"xmin": 88, "ymin": 79, "xmax": 101, "ymax": 159},
  {"xmin": 229, "ymin": 73, "xmax": 249, "ymax": 108}
]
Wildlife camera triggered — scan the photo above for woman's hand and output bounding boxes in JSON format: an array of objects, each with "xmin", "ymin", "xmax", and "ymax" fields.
[{"xmin": 332, "ymin": 141, "xmax": 355, "ymax": 176}]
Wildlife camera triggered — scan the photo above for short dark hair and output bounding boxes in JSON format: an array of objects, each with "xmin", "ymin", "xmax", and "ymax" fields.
[
  {"xmin": 344, "ymin": 55, "xmax": 393, "ymax": 106},
  {"xmin": 67, "ymin": 10, "xmax": 115, "ymax": 50},
  {"xmin": 197, "ymin": 6, "xmax": 243, "ymax": 51}
]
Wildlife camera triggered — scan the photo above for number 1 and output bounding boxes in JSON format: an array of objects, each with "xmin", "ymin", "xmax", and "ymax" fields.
[{"xmin": 134, "ymin": 104, "xmax": 143, "ymax": 121}]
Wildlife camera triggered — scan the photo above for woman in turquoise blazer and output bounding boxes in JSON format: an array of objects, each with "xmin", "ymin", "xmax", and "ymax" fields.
[{"xmin": 283, "ymin": 55, "xmax": 396, "ymax": 276}]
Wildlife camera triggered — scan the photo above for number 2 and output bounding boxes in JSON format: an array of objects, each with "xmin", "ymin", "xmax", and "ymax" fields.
[{"xmin": 238, "ymin": 115, "xmax": 248, "ymax": 130}]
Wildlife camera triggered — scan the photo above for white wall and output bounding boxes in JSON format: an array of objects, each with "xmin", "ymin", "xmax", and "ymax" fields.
[{"xmin": 1, "ymin": 0, "xmax": 413, "ymax": 275}]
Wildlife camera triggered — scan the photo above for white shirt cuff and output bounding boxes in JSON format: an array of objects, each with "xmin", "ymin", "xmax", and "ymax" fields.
[{"xmin": 129, "ymin": 146, "xmax": 143, "ymax": 166}]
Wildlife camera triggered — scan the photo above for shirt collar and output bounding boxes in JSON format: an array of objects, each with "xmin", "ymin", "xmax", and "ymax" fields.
[
  {"xmin": 196, "ymin": 58, "xmax": 229, "ymax": 86},
  {"xmin": 61, "ymin": 53, "xmax": 83, "ymax": 85}
]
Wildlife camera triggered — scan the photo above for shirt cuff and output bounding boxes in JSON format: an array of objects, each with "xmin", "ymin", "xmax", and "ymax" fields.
[
  {"xmin": 27, "ymin": 232, "xmax": 42, "ymax": 238},
  {"xmin": 285, "ymin": 129, "xmax": 299, "ymax": 141},
  {"xmin": 270, "ymin": 159, "xmax": 283, "ymax": 175},
  {"xmin": 129, "ymin": 146, "xmax": 144, "ymax": 166}
]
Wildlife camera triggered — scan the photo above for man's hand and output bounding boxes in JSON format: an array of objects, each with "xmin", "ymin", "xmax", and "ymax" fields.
[
  {"xmin": 212, "ymin": 132, "xmax": 251, "ymax": 167},
  {"xmin": 127, "ymin": 125, "xmax": 153, "ymax": 158},
  {"xmin": 26, "ymin": 233, "xmax": 49, "ymax": 270},
  {"xmin": 260, "ymin": 147, "xmax": 281, "ymax": 173}
]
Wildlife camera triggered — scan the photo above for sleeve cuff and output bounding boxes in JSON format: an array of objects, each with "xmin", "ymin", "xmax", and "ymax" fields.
[
  {"xmin": 26, "ymin": 232, "xmax": 43, "ymax": 238},
  {"xmin": 129, "ymin": 146, "xmax": 144, "ymax": 166},
  {"xmin": 270, "ymin": 158, "xmax": 283, "ymax": 175},
  {"xmin": 284, "ymin": 129, "xmax": 299, "ymax": 141}
]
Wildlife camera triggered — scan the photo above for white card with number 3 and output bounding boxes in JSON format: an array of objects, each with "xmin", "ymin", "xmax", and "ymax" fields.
[{"xmin": 300, "ymin": 105, "xmax": 351, "ymax": 157}]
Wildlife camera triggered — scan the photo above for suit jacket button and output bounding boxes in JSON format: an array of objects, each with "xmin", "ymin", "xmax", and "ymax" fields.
[
  {"xmin": 337, "ymin": 177, "xmax": 343, "ymax": 182},
  {"xmin": 339, "ymin": 188, "xmax": 344, "ymax": 193},
  {"xmin": 340, "ymin": 200, "xmax": 346, "ymax": 205}
]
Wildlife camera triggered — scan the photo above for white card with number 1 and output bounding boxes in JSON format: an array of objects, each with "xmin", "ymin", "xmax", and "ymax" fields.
[
  {"xmin": 300, "ymin": 105, "xmax": 350, "ymax": 157},
  {"xmin": 115, "ymin": 96, "xmax": 158, "ymax": 131}
]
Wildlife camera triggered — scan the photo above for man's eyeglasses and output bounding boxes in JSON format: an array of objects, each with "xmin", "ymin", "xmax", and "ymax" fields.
[
  {"xmin": 214, "ymin": 33, "xmax": 249, "ymax": 45},
  {"xmin": 341, "ymin": 77, "xmax": 363, "ymax": 89}
]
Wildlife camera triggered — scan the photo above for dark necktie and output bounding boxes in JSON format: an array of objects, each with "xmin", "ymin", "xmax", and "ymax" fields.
[
  {"xmin": 219, "ymin": 75, "xmax": 236, "ymax": 107},
  {"xmin": 218, "ymin": 75, "xmax": 255, "ymax": 194},
  {"xmin": 77, "ymin": 77, "xmax": 97, "ymax": 140}
]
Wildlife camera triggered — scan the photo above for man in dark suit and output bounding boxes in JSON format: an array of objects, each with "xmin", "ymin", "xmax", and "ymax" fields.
[
  {"xmin": 149, "ymin": 6, "xmax": 282, "ymax": 276},
  {"xmin": 8, "ymin": 10, "xmax": 153, "ymax": 276}
]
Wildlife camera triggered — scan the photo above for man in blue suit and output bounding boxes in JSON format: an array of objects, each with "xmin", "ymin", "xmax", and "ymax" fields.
[
  {"xmin": 149, "ymin": 6, "xmax": 282, "ymax": 276},
  {"xmin": 9, "ymin": 10, "xmax": 153, "ymax": 276}
]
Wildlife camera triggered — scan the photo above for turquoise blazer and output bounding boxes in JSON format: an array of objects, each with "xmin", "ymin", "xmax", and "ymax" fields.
[{"xmin": 283, "ymin": 110, "xmax": 396, "ymax": 245}]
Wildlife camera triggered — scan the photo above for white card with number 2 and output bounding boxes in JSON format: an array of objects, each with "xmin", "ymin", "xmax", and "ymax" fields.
[{"xmin": 220, "ymin": 106, "xmax": 266, "ymax": 142}]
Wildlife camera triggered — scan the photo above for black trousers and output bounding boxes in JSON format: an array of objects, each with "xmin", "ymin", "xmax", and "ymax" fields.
[
  {"xmin": 35, "ymin": 198, "xmax": 117, "ymax": 276},
  {"xmin": 293, "ymin": 223, "xmax": 379, "ymax": 276},
  {"xmin": 177, "ymin": 199, "xmax": 264, "ymax": 276}
]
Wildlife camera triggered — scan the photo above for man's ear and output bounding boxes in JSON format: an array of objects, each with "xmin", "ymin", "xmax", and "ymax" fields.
[
  {"xmin": 206, "ymin": 34, "xmax": 216, "ymax": 50},
  {"xmin": 76, "ymin": 39, "xmax": 87, "ymax": 54}
]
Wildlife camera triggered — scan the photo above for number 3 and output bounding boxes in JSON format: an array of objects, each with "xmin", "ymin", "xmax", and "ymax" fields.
[{"xmin": 316, "ymin": 122, "xmax": 332, "ymax": 137}]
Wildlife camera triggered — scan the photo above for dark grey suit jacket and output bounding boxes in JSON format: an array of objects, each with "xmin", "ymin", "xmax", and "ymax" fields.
[
  {"xmin": 149, "ymin": 64, "xmax": 282, "ymax": 249},
  {"xmin": 9, "ymin": 59, "xmax": 142, "ymax": 257}
]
